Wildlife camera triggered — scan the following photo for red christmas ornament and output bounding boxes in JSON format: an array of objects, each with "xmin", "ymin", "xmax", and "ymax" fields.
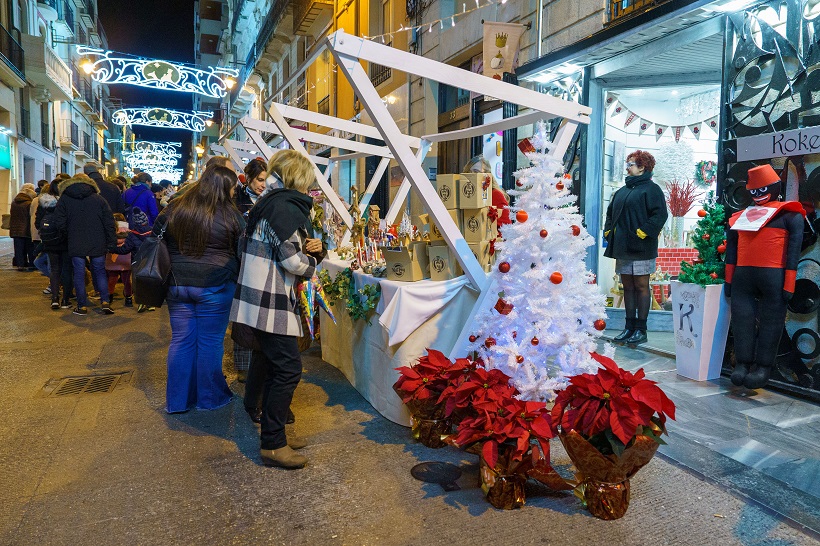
[
  {"xmin": 494, "ymin": 298, "xmax": 514, "ymax": 315},
  {"xmin": 550, "ymin": 271, "xmax": 563, "ymax": 284},
  {"xmin": 531, "ymin": 337, "xmax": 539, "ymax": 346},
  {"xmin": 516, "ymin": 210, "xmax": 529, "ymax": 223},
  {"xmin": 516, "ymin": 355, "xmax": 524, "ymax": 363},
  {"xmin": 571, "ymin": 225, "xmax": 581, "ymax": 236},
  {"xmin": 702, "ymin": 233, "xmax": 711, "ymax": 240},
  {"xmin": 555, "ymin": 181, "xmax": 565, "ymax": 190},
  {"xmin": 498, "ymin": 261, "xmax": 511, "ymax": 273},
  {"xmin": 594, "ymin": 319, "xmax": 606, "ymax": 331},
  {"xmin": 717, "ymin": 244, "xmax": 726, "ymax": 254},
  {"xmin": 710, "ymin": 272, "xmax": 718, "ymax": 279},
  {"xmin": 512, "ymin": 331, "xmax": 517, "ymax": 339},
  {"xmin": 516, "ymin": 180, "xmax": 524, "ymax": 187},
  {"xmin": 540, "ymin": 229, "xmax": 548, "ymax": 238},
  {"xmin": 697, "ymin": 209, "xmax": 708, "ymax": 217},
  {"xmin": 484, "ymin": 337, "xmax": 496, "ymax": 348},
  {"xmin": 469, "ymin": 335, "xmax": 478, "ymax": 343}
]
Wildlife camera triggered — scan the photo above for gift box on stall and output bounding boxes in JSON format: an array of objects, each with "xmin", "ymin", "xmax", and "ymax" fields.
[
  {"xmin": 427, "ymin": 241, "xmax": 463, "ymax": 281},
  {"xmin": 457, "ymin": 173, "xmax": 492, "ymax": 209},
  {"xmin": 461, "ymin": 208, "xmax": 497, "ymax": 243},
  {"xmin": 421, "ymin": 209, "xmax": 461, "ymax": 242},
  {"xmin": 383, "ymin": 241, "xmax": 430, "ymax": 282},
  {"xmin": 434, "ymin": 175, "xmax": 462, "ymax": 210},
  {"xmin": 468, "ymin": 240, "xmax": 493, "ymax": 269}
]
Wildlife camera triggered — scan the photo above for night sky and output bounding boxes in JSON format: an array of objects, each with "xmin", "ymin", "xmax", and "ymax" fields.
[{"xmin": 98, "ymin": 0, "xmax": 196, "ymax": 178}]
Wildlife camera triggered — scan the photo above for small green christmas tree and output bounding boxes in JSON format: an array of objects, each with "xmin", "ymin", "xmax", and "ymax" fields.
[{"xmin": 678, "ymin": 193, "xmax": 726, "ymax": 286}]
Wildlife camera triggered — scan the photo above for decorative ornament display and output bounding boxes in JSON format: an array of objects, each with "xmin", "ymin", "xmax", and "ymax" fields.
[
  {"xmin": 485, "ymin": 337, "xmax": 496, "ymax": 348},
  {"xmin": 550, "ymin": 272, "xmax": 563, "ymax": 284},
  {"xmin": 571, "ymin": 225, "xmax": 581, "ymax": 236},
  {"xmin": 317, "ymin": 268, "xmax": 382, "ymax": 323},
  {"xmin": 539, "ymin": 229, "xmax": 548, "ymax": 238},
  {"xmin": 530, "ymin": 337, "xmax": 539, "ymax": 346},
  {"xmin": 469, "ymin": 335, "xmax": 478, "ymax": 342},
  {"xmin": 111, "ymin": 107, "xmax": 213, "ymax": 132},
  {"xmin": 697, "ymin": 209, "xmax": 707, "ymax": 217},
  {"xmin": 717, "ymin": 243, "xmax": 726, "ymax": 254},
  {"xmin": 606, "ymin": 93, "xmax": 718, "ymax": 141},
  {"xmin": 494, "ymin": 298, "xmax": 514, "ymax": 315},
  {"xmin": 694, "ymin": 160, "xmax": 718, "ymax": 188},
  {"xmin": 77, "ymin": 46, "xmax": 239, "ymax": 98},
  {"xmin": 702, "ymin": 233, "xmax": 711, "ymax": 240},
  {"xmin": 498, "ymin": 261, "xmax": 510, "ymax": 273},
  {"xmin": 594, "ymin": 319, "xmax": 606, "ymax": 331},
  {"xmin": 678, "ymin": 195, "xmax": 726, "ymax": 286},
  {"xmin": 515, "ymin": 210, "xmax": 529, "ymax": 223},
  {"xmin": 555, "ymin": 181, "xmax": 565, "ymax": 190},
  {"xmin": 110, "ymin": 140, "xmax": 182, "ymax": 156},
  {"xmin": 709, "ymin": 272, "xmax": 718, "ymax": 279},
  {"xmin": 516, "ymin": 355, "xmax": 524, "ymax": 363}
]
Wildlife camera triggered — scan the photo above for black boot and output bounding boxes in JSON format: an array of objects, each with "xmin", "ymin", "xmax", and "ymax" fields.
[
  {"xmin": 613, "ymin": 318, "xmax": 635, "ymax": 343},
  {"xmin": 730, "ymin": 362, "xmax": 751, "ymax": 386},
  {"xmin": 743, "ymin": 364, "xmax": 772, "ymax": 390},
  {"xmin": 627, "ymin": 319, "xmax": 647, "ymax": 345}
]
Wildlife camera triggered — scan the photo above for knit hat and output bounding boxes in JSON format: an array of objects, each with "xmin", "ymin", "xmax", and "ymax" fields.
[
  {"xmin": 83, "ymin": 163, "xmax": 99, "ymax": 175},
  {"xmin": 20, "ymin": 183, "xmax": 36, "ymax": 196},
  {"xmin": 746, "ymin": 165, "xmax": 780, "ymax": 190}
]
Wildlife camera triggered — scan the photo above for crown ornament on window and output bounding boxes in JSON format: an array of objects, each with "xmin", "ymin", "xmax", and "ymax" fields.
[{"xmin": 495, "ymin": 33, "xmax": 508, "ymax": 47}]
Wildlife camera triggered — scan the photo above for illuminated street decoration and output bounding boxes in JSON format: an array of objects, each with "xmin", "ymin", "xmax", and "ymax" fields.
[
  {"xmin": 137, "ymin": 168, "xmax": 184, "ymax": 182},
  {"xmin": 108, "ymin": 140, "xmax": 182, "ymax": 156},
  {"xmin": 111, "ymin": 108, "xmax": 213, "ymax": 131},
  {"xmin": 77, "ymin": 46, "xmax": 238, "ymax": 99}
]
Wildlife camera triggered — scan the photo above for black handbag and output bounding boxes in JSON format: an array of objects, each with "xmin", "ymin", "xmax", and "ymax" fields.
[{"xmin": 131, "ymin": 224, "xmax": 171, "ymax": 307}]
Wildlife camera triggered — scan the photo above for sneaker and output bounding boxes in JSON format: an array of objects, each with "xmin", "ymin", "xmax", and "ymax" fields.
[
  {"xmin": 102, "ymin": 303, "xmax": 114, "ymax": 315},
  {"xmin": 51, "ymin": 298, "xmax": 60, "ymax": 310},
  {"xmin": 124, "ymin": 296, "xmax": 133, "ymax": 308},
  {"xmin": 73, "ymin": 306, "xmax": 88, "ymax": 316},
  {"xmin": 89, "ymin": 291, "xmax": 101, "ymax": 300},
  {"xmin": 43, "ymin": 287, "xmax": 52, "ymax": 295},
  {"xmin": 60, "ymin": 300, "xmax": 71, "ymax": 309}
]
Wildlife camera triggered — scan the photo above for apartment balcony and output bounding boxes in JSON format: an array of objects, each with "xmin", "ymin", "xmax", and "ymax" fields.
[
  {"xmin": 59, "ymin": 119, "xmax": 79, "ymax": 150},
  {"xmin": 0, "ymin": 23, "xmax": 25, "ymax": 88},
  {"xmin": 94, "ymin": 103, "xmax": 109, "ymax": 130},
  {"xmin": 75, "ymin": 131, "xmax": 92, "ymax": 160},
  {"xmin": 36, "ymin": 0, "xmax": 59, "ymax": 21},
  {"xmin": 75, "ymin": 78, "xmax": 94, "ymax": 111},
  {"xmin": 21, "ymin": 33, "xmax": 72, "ymax": 102},
  {"xmin": 53, "ymin": 0, "xmax": 75, "ymax": 36},
  {"xmin": 293, "ymin": 0, "xmax": 332, "ymax": 37},
  {"xmin": 79, "ymin": 4, "xmax": 95, "ymax": 28}
]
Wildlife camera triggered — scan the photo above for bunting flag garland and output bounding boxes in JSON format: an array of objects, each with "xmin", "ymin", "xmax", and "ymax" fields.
[
  {"xmin": 705, "ymin": 116, "xmax": 719, "ymax": 132},
  {"xmin": 673, "ymin": 126, "xmax": 684, "ymax": 142},
  {"xmin": 605, "ymin": 92, "xmax": 618, "ymax": 108},
  {"xmin": 605, "ymin": 92, "xmax": 719, "ymax": 140},
  {"xmin": 610, "ymin": 102, "xmax": 625, "ymax": 117},
  {"xmin": 654, "ymin": 125, "xmax": 668, "ymax": 141},
  {"xmin": 623, "ymin": 112, "xmax": 637, "ymax": 128},
  {"xmin": 688, "ymin": 122, "xmax": 702, "ymax": 140},
  {"xmin": 638, "ymin": 119, "xmax": 651, "ymax": 135}
]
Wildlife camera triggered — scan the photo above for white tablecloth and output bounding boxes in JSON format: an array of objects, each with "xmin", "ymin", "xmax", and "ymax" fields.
[{"xmin": 319, "ymin": 259, "xmax": 477, "ymax": 426}]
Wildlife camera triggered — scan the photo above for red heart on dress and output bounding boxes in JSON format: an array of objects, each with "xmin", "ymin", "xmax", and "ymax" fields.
[{"xmin": 746, "ymin": 207, "xmax": 768, "ymax": 222}]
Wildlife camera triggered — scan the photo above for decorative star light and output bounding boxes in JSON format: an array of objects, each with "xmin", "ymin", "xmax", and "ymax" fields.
[
  {"xmin": 111, "ymin": 107, "xmax": 213, "ymax": 131},
  {"xmin": 77, "ymin": 47, "xmax": 238, "ymax": 99}
]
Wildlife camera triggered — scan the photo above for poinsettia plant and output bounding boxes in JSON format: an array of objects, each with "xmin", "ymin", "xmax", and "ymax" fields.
[
  {"xmin": 393, "ymin": 349, "xmax": 467, "ymax": 419},
  {"xmin": 551, "ymin": 352, "xmax": 676, "ymax": 456}
]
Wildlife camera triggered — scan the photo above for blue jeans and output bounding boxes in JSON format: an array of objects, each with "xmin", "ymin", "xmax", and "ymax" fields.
[
  {"xmin": 33, "ymin": 251, "xmax": 49, "ymax": 277},
  {"xmin": 71, "ymin": 256, "xmax": 109, "ymax": 307},
  {"xmin": 166, "ymin": 282, "xmax": 235, "ymax": 413}
]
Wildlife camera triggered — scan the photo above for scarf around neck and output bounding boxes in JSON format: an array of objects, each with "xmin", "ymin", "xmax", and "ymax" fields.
[
  {"xmin": 625, "ymin": 171, "xmax": 653, "ymax": 188},
  {"xmin": 246, "ymin": 187, "xmax": 313, "ymax": 247}
]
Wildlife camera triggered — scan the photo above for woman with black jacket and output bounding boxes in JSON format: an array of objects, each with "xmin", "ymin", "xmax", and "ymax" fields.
[
  {"xmin": 234, "ymin": 158, "xmax": 267, "ymax": 217},
  {"xmin": 154, "ymin": 165, "xmax": 244, "ymax": 414},
  {"xmin": 35, "ymin": 180, "xmax": 73, "ymax": 309},
  {"xmin": 603, "ymin": 150, "xmax": 668, "ymax": 345}
]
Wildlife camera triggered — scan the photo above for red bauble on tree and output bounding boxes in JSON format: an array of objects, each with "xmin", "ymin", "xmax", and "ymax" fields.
[
  {"xmin": 484, "ymin": 337, "xmax": 496, "ymax": 348},
  {"xmin": 498, "ymin": 261, "xmax": 511, "ymax": 273},
  {"xmin": 571, "ymin": 225, "xmax": 581, "ymax": 236},
  {"xmin": 717, "ymin": 244, "xmax": 726, "ymax": 254},
  {"xmin": 594, "ymin": 319, "xmax": 607, "ymax": 331},
  {"xmin": 540, "ymin": 229, "xmax": 548, "ymax": 238},
  {"xmin": 698, "ymin": 209, "xmax": 708, "ymax": 217},
  {"xmin": 531, "ymin": 337, "xmax": 539, "ymax": 346},
  {"xmin": 555, "ymin": 181, "xmax": 565, "ymax": 190},
  {"xmin": 550, "ymin": 272, "xmax": 563, "ymax": 284},
  {"xmin": 710, "ymin": 272, "xmax": 718, "ymax": 279},
  {"xmin": 469, "ymin": 335, "xmax": 478, "ymax": 343},
  {"xmin": 516, "ymin": 355, "xmax": 524, "ymax": 363},
  {"xmin": 702, "ymin": 233, "xmax": 711, "ymax": 241},
  {"xmin": 516, "ymin": 210, "xmax": 529, "ymax": 223}
]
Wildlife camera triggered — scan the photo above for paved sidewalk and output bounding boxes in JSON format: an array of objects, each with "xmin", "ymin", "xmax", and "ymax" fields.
[{"xmin": 0, "ymin": 248, "xmax": 817, "ymax": 545}]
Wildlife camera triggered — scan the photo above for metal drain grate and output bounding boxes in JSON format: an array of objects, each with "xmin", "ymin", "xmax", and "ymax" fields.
[{"xmin": 43, "ymin": 371, "xmax": 133, "ymax": 397}]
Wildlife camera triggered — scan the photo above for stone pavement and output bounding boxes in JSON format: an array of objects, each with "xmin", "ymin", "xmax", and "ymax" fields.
[{"xmin": 0, "ymin": 237, "xmax": 817, "ymax": 545}]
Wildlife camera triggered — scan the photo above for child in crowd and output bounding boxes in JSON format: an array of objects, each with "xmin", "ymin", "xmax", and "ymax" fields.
[{"xmin": 109, "ymin": 212, "xmax": 150, "ymax": 309}]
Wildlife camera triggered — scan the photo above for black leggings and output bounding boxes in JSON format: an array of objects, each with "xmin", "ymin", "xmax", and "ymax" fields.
[
  {"xmin": 730, "ymin": 267, "xmax": 788, "ymax": 368},
  {"xmin": 621, "ymin": 274, "xmax": 651, "ymax": 328}
]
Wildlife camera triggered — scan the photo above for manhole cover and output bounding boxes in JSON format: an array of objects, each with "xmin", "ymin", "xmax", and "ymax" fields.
[
  {"xmin": 42, "ymin": 371, "xmax": 133, "ymax": 397},
  {"xmin": 411, "ymin": 461, "xmax": 462, "ymax": 491}
]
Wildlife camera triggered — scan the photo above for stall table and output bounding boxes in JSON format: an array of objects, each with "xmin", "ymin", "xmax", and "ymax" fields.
[{"xmin": 319, "ymin": 258, "xmax": 477, "ymax": 426}]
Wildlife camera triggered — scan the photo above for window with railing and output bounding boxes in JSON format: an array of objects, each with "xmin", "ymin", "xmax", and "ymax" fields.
[
  {"xmin": 59, "ymin": 1, "xmax": 75, "ymax": 33},
  {"xmin": 0, "ymin": 23, "xmax": 25, "ymax": 79},
  {"xmin": 41, "ymin": 121, "xmax": 49, "ymax": 149},
  {"xmin": 369, "ymin": 42, "xmax": 392, "ymax": 87},
  {"xmin": 607, "ymin": 0, "xmax": 671, "ymax": 23},
  {"xmin": 93, "ymin": 141, "xmax": 99, "ymax": 161},
  {"xmin": 318, "ymin": 95, "xmax": 329, "ymax": 116},
  {"xmin": 83, "ymin": 132, "xmax": 91, "ymax": 153},
  {"xmin": 20, "ymin": 107, "xmax": 29, "ymax": 138},
  {"xmin": 78, "ymin": 26, "xmax": 86, "ymax": 46}
]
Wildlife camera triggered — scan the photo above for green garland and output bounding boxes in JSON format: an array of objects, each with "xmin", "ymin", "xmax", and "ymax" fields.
[
  {"xmin": 678, "ymin": 195, "xmax": 726, "ymax": 286},
  {"xmin": 317, "ymin": 268, "xmax": 381, "ymax": 324}
]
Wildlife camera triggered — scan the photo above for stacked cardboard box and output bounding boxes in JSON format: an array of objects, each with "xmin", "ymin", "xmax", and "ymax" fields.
[{"xmin": 383, "ymin": 241, "xmax": 430, "ymax": 282}]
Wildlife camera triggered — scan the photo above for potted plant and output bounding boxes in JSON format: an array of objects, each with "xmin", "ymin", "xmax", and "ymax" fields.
[
  {"xmin": 671, "ymin": 197, "xmax": 731, "ymax": 381},
  {"xmin": 393, "ymin": 350, "xmax": 462, "ymax": 448},
  {"xmin": 551, "ymin": 352, "xmax": 676, "ymax": 520},
  {"xmin": 665, "ymin": 179, "xmax": 703, "ymax": 247}
]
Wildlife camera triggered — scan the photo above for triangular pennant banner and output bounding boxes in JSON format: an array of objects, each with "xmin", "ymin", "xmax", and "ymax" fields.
[
  {"xmin": 705, "ymin": 116, "xmax": 719, "ymax": 132},
  {"xmin": 638, "ymin": 119, "xmax": 651, "ymax": 135},
  {"xmin": 610, "ymin": 102, "xmax": 625, "ymax": 117},
  {"xmin": 673, "ymin": 126, "xmax": 683, "ymax": 142},
  {"xmin": 605, "ymin": 93, "xmax": 619, "ymax": 108},
  {"xmin": 654, "ymin": 125, "xmax": 668, "ymax": 141},
  {"xmin": 688, "ymin": 122, "xmax": 702, "ymax": 140},
  {"xmin": 624, "ymin": 111, "xmax": 637, "ymax": 128}
]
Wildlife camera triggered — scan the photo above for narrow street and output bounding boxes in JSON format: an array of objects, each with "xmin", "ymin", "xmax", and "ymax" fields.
[{"xmin": 1, "ymin": 238, "xmax": 817, "ymax": 545}]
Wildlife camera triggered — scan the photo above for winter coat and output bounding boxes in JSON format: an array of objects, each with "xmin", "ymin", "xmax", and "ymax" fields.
[
  {"xmin": 34, "ymin": 193, "xmax": 66, "ymax": 252},
  {"xmin": 52, "ymin": 177, "xmax": 117, "ymax": 257},
  {"xmin": 123, "ymin": 183, "xmax": 159, "ymax": 226},
  {"xmin": 9, "ymin": 191, "xmax": 33, "ymax": 238},
  {"xmin": 233, "ymin": 184, "xmax": 259, "ymax": 217},
  {"xmin": 603, "ymin": 172, "xmax": 668, "ymax": 261},
  {"xmin": 110, "ymin": 229, "xmax": 149, "ymax": 256},
  {"xmin": 153, "ymin": 205, "xmax": 244, "ymax": 288},
  {"xmin": 88, "ymin": 171, "xmax": 125, "ymax": 215},
  {"xmin": 29, "ymin": 196, "xmax": 40, "ymax": 241}
]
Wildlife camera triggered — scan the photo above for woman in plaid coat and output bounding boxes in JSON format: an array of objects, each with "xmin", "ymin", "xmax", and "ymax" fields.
[{"xmin": 231, "ymin": 150, "xmax": 326, "ymax": 469}]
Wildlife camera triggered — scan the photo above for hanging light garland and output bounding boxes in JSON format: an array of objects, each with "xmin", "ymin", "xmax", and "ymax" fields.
[
  {"xmin": 363, "ymin": 0, "xmax": 502, "ymax": 43},
  {"xmin": 77, "ymin": 46, "xmax": 238, "ymax": 99},
  {"xmin": 107, "ymin": 139, "xmax": 182, "ymax": 155},
  {"xmin": 137, "ymin": 167, "xmax": 184, "ymax": 182},
  {"xmin": 111, "ymin": 108, "xmax": 213, "ymax": 132}
]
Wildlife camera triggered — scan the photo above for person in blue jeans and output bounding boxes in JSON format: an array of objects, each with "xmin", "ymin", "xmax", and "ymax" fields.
[
  {"xmin": 153, "ymin": 165, "xmax": 244, "ymax": 413},
  {"xmin": 51, "ymin": 174, "xmax": 117, "ymax": 315}
]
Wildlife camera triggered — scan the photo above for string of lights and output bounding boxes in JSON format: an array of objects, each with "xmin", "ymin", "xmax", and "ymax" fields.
[{"xmin": 363, "ymin": 0, "xmax": 505, "ymax": 42}]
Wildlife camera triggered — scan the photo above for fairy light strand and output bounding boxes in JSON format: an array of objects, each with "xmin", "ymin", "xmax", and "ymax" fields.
[{"xmin": 363, "ymin": 0, "xmax": 500, "ymax": 42}]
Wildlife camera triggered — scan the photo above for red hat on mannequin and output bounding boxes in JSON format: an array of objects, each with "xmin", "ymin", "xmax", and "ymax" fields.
[{"xmin": 746, "ymin": 165, "xmax": 780, "ymax": 190}]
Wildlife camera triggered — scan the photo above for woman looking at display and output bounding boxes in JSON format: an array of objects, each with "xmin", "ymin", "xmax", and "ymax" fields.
[{"xmin": 603, "ymin": 150, "xmax": 668, "ymax": 345}]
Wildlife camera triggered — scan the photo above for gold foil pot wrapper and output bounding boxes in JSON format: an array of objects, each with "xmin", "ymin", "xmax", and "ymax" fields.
[
  {"xmin": 410, "ymin": 415, "xmax": 450, "ymax": 449},
  {"xmin": 560, "ymin": 430, "xmax": 659, "ymax": 520},
  {"xmin": 479, "ymin": 454, "xmax": 526, "ymax": 510}
]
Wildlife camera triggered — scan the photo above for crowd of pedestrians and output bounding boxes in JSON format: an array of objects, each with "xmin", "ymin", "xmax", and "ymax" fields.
[{"xmin": 9, "ymin": 153, "xmax": 326, "ymax": 470}]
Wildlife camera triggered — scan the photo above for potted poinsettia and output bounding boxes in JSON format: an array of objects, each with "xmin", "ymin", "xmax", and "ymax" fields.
[
  {"xmin": 552, "ymin": 352, "xmax": 676, "ymax": 520},
  {"xmin": 444, "ymin": 366, "xmax": 571, "ymax": 509},
  {"xmin": 393, "ymin": 350, "xmax": 464, "ymax": 448}
]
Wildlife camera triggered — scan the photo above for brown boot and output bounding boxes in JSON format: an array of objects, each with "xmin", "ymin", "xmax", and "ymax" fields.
[
  {"xmin": 288, "ymin": 436, "xmax": 308, "ymax": 450},
  {"xmin": 260, "ymin": 445, "xmax": 308, "ymax": 469}
]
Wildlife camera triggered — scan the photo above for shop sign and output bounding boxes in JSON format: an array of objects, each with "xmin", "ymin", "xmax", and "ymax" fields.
[
  {"xmin": 737, "ymin": 126, "xmax": 820, "ymax": 161},
  {"xmin": 0, "ymin": 133, "xmax": 11, "ymax": 170}
]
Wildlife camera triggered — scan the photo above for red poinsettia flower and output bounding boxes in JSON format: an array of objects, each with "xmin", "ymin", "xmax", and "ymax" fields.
[{"xmin": 393, "ymin": 349, "xmax": 456, "ymax": 403}]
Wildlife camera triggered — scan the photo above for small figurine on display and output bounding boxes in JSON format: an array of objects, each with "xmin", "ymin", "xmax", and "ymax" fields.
[{"xmin": 725, "ymin": 164, "xmax": 806, "ymax": 389}]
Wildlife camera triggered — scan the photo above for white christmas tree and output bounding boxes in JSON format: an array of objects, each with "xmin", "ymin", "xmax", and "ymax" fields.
[{"xmin": 467, "ymin": 122, "xmax": 609, "ymax": 402}]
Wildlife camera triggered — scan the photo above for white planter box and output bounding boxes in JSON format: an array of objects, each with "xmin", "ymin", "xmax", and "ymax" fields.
[{"xmin": 670, "ymin": 281, "xmax": 731, "ymax": 381}]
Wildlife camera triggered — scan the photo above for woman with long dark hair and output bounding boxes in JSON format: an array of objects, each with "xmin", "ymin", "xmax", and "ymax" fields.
[
  {"xmin": 231, "ymin": 149, "xmax": 325, "ymax": 469},
  {"xmin": 154, "ymin": 165, "xmax": 244, "ymax": 413},
  {"xmin": 235, "ymin": 158, "xmax": 267, "ymax": 217}
]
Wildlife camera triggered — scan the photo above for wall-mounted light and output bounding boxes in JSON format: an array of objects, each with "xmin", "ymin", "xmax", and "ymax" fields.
[
  {"xmin": 224, "ymin": 76, "xmax": 236, "ymax": 90},
  {"xmin": 80, "ymin": 57, "xmax": 95, "ymax": 74},
  {"xmin": 195, "ymin": 144, "xmax": 205, "ymax": 155},
  {"xmin": 205, "ymin": 118, "xmax": 214, "ymax": 127}
]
